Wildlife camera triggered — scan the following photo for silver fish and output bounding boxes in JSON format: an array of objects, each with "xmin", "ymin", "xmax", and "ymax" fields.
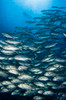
[{"xmin": 0, "ymin": 7, "xmax": 66, "ymax": 100}]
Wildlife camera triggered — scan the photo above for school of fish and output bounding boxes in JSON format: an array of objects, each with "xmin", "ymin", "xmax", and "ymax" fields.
[{"xmin": 0, "ymin": 6, "xmax": 66, "ymax": 100}]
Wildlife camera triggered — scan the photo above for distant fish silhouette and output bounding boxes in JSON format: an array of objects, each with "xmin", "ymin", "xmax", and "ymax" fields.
[{"xmin": 23, "ymin": 12, "xmax": 32, "ymax": 18}]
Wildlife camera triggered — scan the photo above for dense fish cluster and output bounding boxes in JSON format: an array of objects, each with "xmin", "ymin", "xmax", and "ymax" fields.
[{"xmin": 0, "ymin": 7, "xmax": 66, "ymax": 100}]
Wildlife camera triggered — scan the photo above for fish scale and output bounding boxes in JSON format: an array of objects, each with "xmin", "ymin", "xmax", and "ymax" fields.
[{"xmin": 0, "ymin": 7, "xmax": 66, "ymax": 100}]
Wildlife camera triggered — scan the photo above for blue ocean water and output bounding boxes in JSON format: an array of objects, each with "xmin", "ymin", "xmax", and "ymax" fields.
[{"xmin": 0, "ymin": 0, "xmax": 66, "ymax": 36}]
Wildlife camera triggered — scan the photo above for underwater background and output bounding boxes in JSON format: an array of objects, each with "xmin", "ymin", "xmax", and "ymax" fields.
[
  {"xmin": 0, "ymin": 0, "xmax": 66, "ymax": 100},
  {"xmin": 0, "ymin": 0, "xmax": 66, "ymax": 35}
]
